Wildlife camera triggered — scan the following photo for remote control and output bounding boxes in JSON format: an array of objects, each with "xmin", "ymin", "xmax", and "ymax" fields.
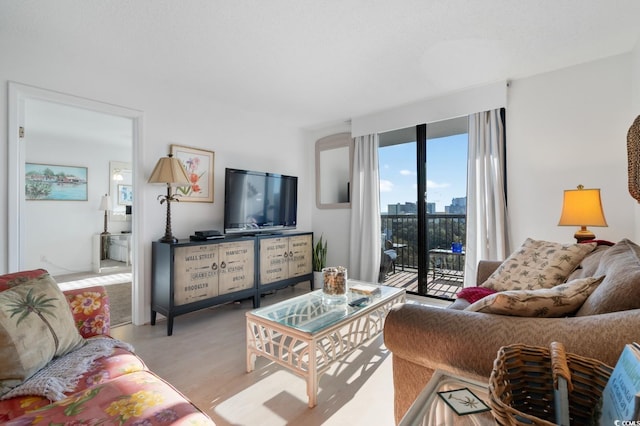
[{"xmin": 349, "ymin": 297, "xmax": 369, "ymax": 307}]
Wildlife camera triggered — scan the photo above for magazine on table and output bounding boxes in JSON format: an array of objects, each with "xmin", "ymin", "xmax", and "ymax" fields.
[{"xmin": 596, "ymin": 343, "xmax": 640, "ymax": 424}]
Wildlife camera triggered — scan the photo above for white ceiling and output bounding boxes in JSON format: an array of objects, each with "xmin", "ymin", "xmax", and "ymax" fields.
[{"xmin": 3, "ymin": 0, "xmax": 640, "ymax": 129}]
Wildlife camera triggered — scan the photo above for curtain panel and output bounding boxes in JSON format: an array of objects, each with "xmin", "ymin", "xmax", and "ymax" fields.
[
  {"xmin": 465, "ymin": 108, "xmax": 510, "ymax": 286},
  {"xmin": 349, "ymin": 134, "xmax": 381, "ymax": 282}
]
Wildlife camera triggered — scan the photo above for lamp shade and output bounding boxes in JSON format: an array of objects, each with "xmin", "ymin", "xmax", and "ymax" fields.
[
  {"xmin": 147, "ymin": 154, "xmax": 190, "ymax": 185},
  {"xmin": 99, "ymin": 194, "xmax": 111, "ymax": 211},
  {"xmin": 558, "ymin": 185, "xmax": 608, "ymax": 227}
]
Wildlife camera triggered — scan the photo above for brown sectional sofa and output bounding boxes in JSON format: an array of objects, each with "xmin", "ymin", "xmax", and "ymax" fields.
[{"xmin": 383, "ymin": 239, "xmax": 640, "ymax": 424}]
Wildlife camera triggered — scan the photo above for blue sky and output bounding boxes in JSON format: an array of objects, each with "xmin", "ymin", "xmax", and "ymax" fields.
[{"xmin": 379, "ymin": 133, "xmax": 468, "ymax": 213}]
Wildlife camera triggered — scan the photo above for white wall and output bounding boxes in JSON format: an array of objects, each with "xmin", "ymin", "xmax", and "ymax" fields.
[
  {"xmin": 312, "ymin": 53, "xmax": 638, "ymax": 266},
  {"xmin": 352, "ymin": 81, "xmax": 507, "ymax": 137},
  {"xmin": 2, "ymin": 37, "xmax": 638, "ymax": 315},
  {"xmin": 24, "ymin": 132, "xmax": 131, "ymax": 274},
  {"xmin": 0, "ymin": 50, "xmax": 312, "ymax": 325},
  {"xmin": 507, "ymin": 53, "xmax": 635, "ymax": 247}
]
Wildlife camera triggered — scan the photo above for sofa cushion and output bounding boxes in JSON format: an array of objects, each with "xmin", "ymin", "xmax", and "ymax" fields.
[
  {"xmin": 565, "ymin": 244, "xmax": 610, "ymax": 281},
  {"xmin": 9, "ymin": 370, "xmax": 215, "ymax": 425},
  {"xmin": 64, "ymin": 287, "xmax": 111, "ymax": 338},
  {"xmin": 0, "ymin": 346, "xmax": 147, "ymax": 421},
  {"xmin": 466, "ymin": 276, "xmax": 604, "ymax": 317},
  {"xmin": 576, "ymin": 239, "xmax": 640, "ymax": 316},
  {"xmin": 0, "ymin": 274, "xmax": 85, "ymax": 396},
  {"xmin": 481, "ymin": 238, "xmax": 596, "ymax": 291}
]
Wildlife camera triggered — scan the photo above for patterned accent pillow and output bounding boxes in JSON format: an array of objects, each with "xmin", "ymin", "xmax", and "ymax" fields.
[
  {"xmin": 0, "ymin": 274, "xmax": 85, "ymax": 396},
  {"xmin": 466, "ymin": 276, "xmax": 604, "ymax": 317},
  {"xmin": 481, "ymin": 238, "xmax": 597, "ymax": 291}
]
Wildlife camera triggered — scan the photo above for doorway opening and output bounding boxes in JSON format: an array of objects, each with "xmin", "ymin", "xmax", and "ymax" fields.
[{"xmin": 8, "ymin": 82, "xmax": 143, "ymax": 324}]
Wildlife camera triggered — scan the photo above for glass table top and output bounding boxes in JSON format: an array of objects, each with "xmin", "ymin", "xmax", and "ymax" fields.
[{"xmin": 248, "ymin": 281, "xmax": 404, "ymax": 334}]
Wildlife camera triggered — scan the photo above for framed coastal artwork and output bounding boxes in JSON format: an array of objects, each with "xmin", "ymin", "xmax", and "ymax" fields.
[
  {"xmin": 25, "ymin": 163, "xmax": 88, "ymax": 201},
  {"xmin": 117, "ymin": 184, "xmax": 133, "ymax": 205},
  {"xmin": 170, "ymin": 144, "xmax": 214, "ymax": 203}
]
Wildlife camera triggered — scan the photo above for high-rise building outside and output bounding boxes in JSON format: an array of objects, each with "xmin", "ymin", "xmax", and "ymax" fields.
[
  {"xmin": 445, "ymin": 197, "xmax": 467, "ymax": 214},
  {"xmin": 387, "ymin": 202, "xmax": 417, "ymax": 215}
]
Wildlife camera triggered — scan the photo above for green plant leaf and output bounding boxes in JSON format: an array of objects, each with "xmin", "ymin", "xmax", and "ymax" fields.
[{"xmin": 313, "ymin": 235, "xmax": 328, "ymax": 271}]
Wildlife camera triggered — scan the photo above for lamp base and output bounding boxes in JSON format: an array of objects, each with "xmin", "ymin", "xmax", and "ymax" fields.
[
  {"xmin": 100, "ymin": 233, "xmax": 110, "ymax": 260},
  {"xmin": 574, "ymin": 227, "xmax": 596, "ymax": 243},
  {"xmin": 159, "ymin": 235, "xmax": 178, "ymax": 244}
]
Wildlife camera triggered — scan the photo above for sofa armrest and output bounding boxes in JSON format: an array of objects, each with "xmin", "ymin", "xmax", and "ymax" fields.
[
  {"xmin": 383, "ymin": 303, "xmax": 640, "ymax": 422},
  {"xmin": 64, "ymin": 286, "xmax": 111, "ymax": 338},
  {"xmin": 476, "ymin": 260, "xmax": 502, "ymax": 285},
  {"xmin": 0, "ymin": 268, "xmax": 48, "ymax": 291}
]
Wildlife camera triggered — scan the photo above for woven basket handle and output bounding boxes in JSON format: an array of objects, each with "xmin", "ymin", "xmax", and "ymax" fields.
[
  {"xmin": 551, "ymin": 342, "xmax": 573, "ymax": 426},
  {"xmin": 550, "ymin": 341, "xmax": 574, "ymax": 392}
]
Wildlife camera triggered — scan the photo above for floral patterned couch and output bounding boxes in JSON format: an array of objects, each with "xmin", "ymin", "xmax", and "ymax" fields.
[{"xmin": 0, "ymin": 269, "xmax": 214, "ymax": 425}]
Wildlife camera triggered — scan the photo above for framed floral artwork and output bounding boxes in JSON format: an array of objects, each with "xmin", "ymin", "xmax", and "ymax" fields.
[{"xmin": 170, "ymin": 144, "xmax": 214, "ymax": 203}]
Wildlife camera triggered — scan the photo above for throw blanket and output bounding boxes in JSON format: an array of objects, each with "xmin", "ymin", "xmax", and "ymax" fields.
[{"xmin": 1, "ymin": 337, "xmax": 134, "ymax": 402}]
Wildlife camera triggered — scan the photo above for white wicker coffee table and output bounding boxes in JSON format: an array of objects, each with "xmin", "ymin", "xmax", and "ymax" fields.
[{"xmin": 246, "ymin": 281, "xmax": 405, "ymax": 407}]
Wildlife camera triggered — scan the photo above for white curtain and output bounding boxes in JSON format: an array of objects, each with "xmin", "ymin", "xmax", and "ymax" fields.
[
  {"xmin": 465, "ymin": 109, "xmax": 510, "ymax": 286},
  {"xmin": 349, "ymin": 134, "xmax": 381, "ymax": 282}
]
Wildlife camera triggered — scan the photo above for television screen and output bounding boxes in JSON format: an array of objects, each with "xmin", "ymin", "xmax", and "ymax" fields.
[{"xmin": 224, "ymin": 168, "xmax": 298, "ymax": 234}]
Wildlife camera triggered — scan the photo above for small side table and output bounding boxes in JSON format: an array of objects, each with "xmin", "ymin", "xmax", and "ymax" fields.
[
  {"xmin": 399, "ymin": 370, "xmax": 495, "ymax": 426},
  {"xmin": 393, "ymin": 243, "xmax": 408, "ymax": 271},
  {"xmin": 429, "ymin": 249, "xmax": 465, "ymax": 282}
]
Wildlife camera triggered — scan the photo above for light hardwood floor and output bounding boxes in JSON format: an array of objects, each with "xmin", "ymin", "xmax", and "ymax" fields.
[{"xmin": 110, "ymin": 285, "xmax": 449, "ymax": 425}]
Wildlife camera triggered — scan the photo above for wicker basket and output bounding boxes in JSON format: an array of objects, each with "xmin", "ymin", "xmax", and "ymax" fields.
[{"xmin": 488, "ymin": 342, "xmax": 613, "ymax": 425}]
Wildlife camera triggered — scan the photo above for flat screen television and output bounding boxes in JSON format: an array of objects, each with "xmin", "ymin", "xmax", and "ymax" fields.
[{"xmin": 224, "ymin": 168, "xmax": 298, "ymax": 234}]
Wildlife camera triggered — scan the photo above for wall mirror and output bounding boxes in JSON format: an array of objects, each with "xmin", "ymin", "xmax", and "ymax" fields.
[
  {"xmin": 315, "ymin": 132, "xmax": 353, "ymax": 209},
  {"xmin": 110, "ymin": 161, "xmax": 132, "ymax": 222}
]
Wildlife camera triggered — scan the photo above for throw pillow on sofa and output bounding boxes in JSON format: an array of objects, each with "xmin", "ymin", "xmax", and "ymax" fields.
[
  {"xmin": 456, "ymin": 286, "xmax": 497, "ymax": 304},
  {"xmin": 0, "ymin": 274, "xmax": 85, "ymax": 396},
  {"xmin": 481, "ymin": 238, "xmax": 597, "ymax": 291},
  {"xmin": 466, "ymin": 276, "xmax": 604, "ymax": 317},
  {"xmin": 576, "ymin": 239, "xmax": 640, "ymax": 316}
]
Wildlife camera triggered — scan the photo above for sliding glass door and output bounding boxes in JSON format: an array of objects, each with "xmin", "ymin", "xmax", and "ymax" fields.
[{"xmin": 379, "ymin": 117, "xmax": 468, "ymax": 299}]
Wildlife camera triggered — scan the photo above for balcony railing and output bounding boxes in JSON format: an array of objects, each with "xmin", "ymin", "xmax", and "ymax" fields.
[{"xmin": 381, "ymin": 213, "xmax": 466, "ymax": 298}]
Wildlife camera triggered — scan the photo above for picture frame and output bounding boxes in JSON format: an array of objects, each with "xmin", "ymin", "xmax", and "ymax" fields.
[
  {"xmin": 25, "ymin": 163, "xmax": 88, "ymax": 201},
  {"xmin": 117, "ymin": 184, "xmax": 133, "ymax": 205},
  {"xmin": 170, "ymin": 144, "xmax": 215, "ymax": 203}
]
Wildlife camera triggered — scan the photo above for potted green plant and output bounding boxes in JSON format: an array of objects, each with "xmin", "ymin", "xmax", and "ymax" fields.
[{"xmin": 313, "ymin": 235, "xmax": 328, "ymax": 289}]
